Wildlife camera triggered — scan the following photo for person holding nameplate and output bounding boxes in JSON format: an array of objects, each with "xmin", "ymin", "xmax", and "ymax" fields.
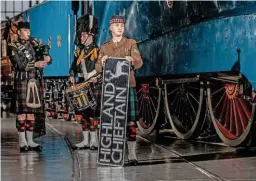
[{"xmin": 96, "ymin": 15, "xmax": 143, "ymax": 165}]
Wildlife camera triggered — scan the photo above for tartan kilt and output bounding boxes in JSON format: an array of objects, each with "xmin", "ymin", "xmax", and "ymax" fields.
[
  {"xmin": 12, "ymin": 78, "xmax": 44, "ymax": 114},
  {"xmin": 128, "ymin": 87, "xmax": 139, "ymax": 126}
]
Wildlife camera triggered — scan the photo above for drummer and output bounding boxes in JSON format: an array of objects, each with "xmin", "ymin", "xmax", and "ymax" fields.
[{"xmin": 69, "ymin": 14, "xmax": 101, "ymax": 150}]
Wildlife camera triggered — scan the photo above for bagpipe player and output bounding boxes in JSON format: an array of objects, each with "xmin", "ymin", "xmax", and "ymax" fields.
[
  {"xmin": 95, "ymin": 15, "xmax": 143, "ymax": 166},
  {"xmin": 8, "ymin": 22, "xmax": 52, "ymax": 152}
]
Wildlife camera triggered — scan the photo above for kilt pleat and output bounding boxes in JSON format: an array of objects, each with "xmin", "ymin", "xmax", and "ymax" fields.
[{"xmin": 128, "ymin": 87, "xmax": 139, "ymax": 124}]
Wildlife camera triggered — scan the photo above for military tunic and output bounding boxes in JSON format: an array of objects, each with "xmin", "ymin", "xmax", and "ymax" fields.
[{"xmin": 96, "ymin": 37, "xmax": 143, "ymax": 87}]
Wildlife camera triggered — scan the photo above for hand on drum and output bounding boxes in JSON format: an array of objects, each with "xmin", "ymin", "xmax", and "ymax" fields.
[
  {"xmin": 69, "ymin": 76, "xmax": 75, "ymax": 85},
  {"xmin": 101, "ymin": 55, "xmax": 109, "ymax": 64}
]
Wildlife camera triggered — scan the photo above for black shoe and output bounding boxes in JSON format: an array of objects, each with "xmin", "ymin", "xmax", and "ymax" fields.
[
  {"xmin": 128, "ymin": 159, "xmax": 138, "ymax": 166},
  {"xmin": 72, "ymin": 145, "xmax": 90, "ymax": 150},
  {"xmin": 20, "ymin": 146, "xmax": 29, "ymax": 152},
  {"xmin": 90, "ymin": 146, "xmax": 98, "ymax": 150},
  {"xmin": 28, "ymin": 145, "xmax": 42, "ymax": 152}
]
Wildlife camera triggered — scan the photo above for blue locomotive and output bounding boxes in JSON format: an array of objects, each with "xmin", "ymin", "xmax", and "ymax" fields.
[
  {"xmin": 2, "ymin": 1, "xmax": 256, "ymax": 147},
  {"xmin": 94, "ymin": 1, "xmax": 256, "ymax": 147}
]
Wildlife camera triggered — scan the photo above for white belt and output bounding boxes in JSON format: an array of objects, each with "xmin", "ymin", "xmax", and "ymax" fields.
[
  {"xmin": 77, "ymin": 73, "xmax": 84, "ymax": 77},
  {"xmin": 78, "ymin": 70, "xmax": 97, "ymax": 79}
]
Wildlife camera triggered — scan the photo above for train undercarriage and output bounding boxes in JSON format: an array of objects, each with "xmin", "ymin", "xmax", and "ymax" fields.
[{"xmin": 136, "ymin": 71, "xmax": 256, "ymax": 147}]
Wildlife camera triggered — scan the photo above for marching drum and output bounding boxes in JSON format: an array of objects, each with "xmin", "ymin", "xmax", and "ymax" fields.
[{"xmin": 66, "ymin": 81, "xmax": 97, "ymax": 112}]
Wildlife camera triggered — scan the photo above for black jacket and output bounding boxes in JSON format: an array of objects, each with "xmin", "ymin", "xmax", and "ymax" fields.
[{"xmin": 69, "ymin": 44, "xmax": 98, "ymax": 79}]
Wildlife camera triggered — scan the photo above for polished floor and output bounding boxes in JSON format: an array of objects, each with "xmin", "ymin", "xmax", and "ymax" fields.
[{"xmin": 1, "ymin": 112, "xmax": 256, "ymax": 181}]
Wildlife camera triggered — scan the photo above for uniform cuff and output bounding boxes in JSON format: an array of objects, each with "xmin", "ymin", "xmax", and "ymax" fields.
[{"xmin": 25, "ymin": 62, "xmax": 35, "ymax": 71}]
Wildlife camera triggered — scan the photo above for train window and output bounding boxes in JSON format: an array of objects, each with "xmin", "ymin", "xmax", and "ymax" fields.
[
  {"xmin": 22, "ymin": 1, "xmax": 30, "ymax": 11},
  {"xmin": 0, "ymin": 0, "xmax": 32, "ymax": 21},
  {"xmin": 1, "ymin": 13, "xmax": 5, "ymax": 20},
  {"xmin": 1, "ymin": 1, "xmax": 5, "ymax": 12},
  {"xmin": 6, "ymin": 1, "xmax": 14, "ymax": 12},
  {"xmin": 15, "ymin": 1, "xmax": 23, "ymax": 12}
]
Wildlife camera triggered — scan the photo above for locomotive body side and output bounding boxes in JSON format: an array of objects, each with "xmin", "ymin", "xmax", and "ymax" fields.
[{"xmin": 96, "ymin": 1, "xmax": 256, "ymax": 88}]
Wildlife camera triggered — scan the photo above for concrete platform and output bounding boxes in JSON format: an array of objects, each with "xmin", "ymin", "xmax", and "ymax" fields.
[{"xmin": 1, "ymin": 115, "xmax": 256, "ymax": 181}]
